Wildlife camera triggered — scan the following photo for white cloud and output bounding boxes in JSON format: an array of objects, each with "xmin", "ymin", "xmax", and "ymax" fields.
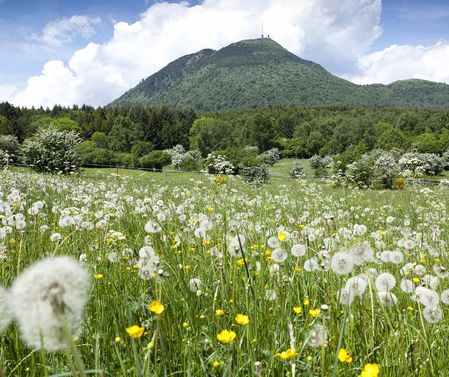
[
  {"xmin": 350, "ymin": 41, "xmax": 449, "ymax": 85},
  {"xmin": 0, "ymin": 84, "xmax": 17, "ymax": 102},
  {"xmin": 8, "ymin": 0, "xmax": 382, "ymax": 107},
  {"xmin": 34, "ymin": 15, "xmax": 101, "ymax": 46}
]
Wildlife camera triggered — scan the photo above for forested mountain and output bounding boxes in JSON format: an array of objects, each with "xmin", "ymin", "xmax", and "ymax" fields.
[{"xmin": 112, "ymin": 38, "xmax": 449, "ymax": 110}]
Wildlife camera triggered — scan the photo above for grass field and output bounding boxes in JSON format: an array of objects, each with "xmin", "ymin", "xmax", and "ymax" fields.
[{"xmin": 1, "ymin": 167, "xmax": 448, "ymax": 376}]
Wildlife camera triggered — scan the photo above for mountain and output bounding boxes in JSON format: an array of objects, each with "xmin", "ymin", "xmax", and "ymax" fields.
[{"xmin": 111, "ymin": 38, "xmax": 449, "ymax": 110}]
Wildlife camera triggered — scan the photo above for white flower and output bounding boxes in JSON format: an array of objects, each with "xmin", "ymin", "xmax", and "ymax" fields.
[
  {"xmin": 267, "ymin": 236, "xmax": 281, "ymax": 249},
  {"xmin": 188, "ymin": 278, "xmax": 202, "ymax": 293},
  {"xmin": 400, "ymin": 279, "xmax": 415, "ymax": 293},
  {"xmin": 108, "ymin": 252, "xmax": 118, "ymax": 263},
  {"xmin": 291, "ymin": 243, "xmax": 307, "ymax": 257},
  {"xmin": 346, "ymin": 276, "xmax": 367, "ymax": 296},
  {"xmin": 10, "ymin": 256, "xmax": 91, "ymax": 352},
  {"xmin": 338, "ymin": 287, "xmax": 354, "ymax": 306},
  {"xmin": 271, "ymin": 248, "xmax": 288, "ymax": 263},
  {"xmin": 441, "ymin": 289, "xmax": 449, "ymax": 304},
  {"xmin": 414, "ymin": 287, "xmax": 439, "ymax": 307},
  {"xmin": 144, "ymin": 221, "xmax": 161, "ymax": 233},
  {"xmin": 330, "ymin": 252, "xmax": 354, "ymax": 275},
  {"xmin": 353, "ymin": 224, "xmax": 367, "ymax": 236},
  {"xmin": 307, "ymin": 324, "xmax": 328, "ymax": 348},
  {"xmin": 377, "ymin": 291, "xmax": 398, "ymax": 307},
  {"xmin": 49, "ymin": 232, "xmax": 62, "ymax": 242},
  {"xmin": 423, "ymin": 305, "xmax": 443, "ymax": 324},
  {"xmin": 0, "ymin": 287, "xmax": 12, "ymax": 333},
  {"xmin": 227, "ymin": 235, "xmax": 245, "ymax": 257},
  {"xmin": 304, "ymin": 258, "xmax": 319, "ymax": 272},
  {"xmin": 375, "ymin": 272, "xmax": 396, "ymax": 292},
  {"xmin": 265, "ymin": 289, "xmax": 277, "ymax": 301}
]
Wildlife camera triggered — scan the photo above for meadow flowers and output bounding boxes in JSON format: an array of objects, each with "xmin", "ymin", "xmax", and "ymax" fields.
[
  {"xmin": 0, "ymin": 287, "xmax": 12, "ymax": 333},
  {"xmin": 148, "ymin": 300, "xmax": 165, "ymax": 314},
  {"xmin": 360, "ymin": 363, "xmax": 379, "ymax": 377},
  {"xmin": 235, "ymin": 314, "xmax": 249, "ymax": 325},
  {"xmin": 217, "ymin": 329, "xmax": 236, "ymax": 344},
  {"xmin": 126, "ymin": 325, "xmax": 145, "ymax": 339},
  {"xmin": 10, "ymin": 256, "xmax": 91, "ymax": 351}
]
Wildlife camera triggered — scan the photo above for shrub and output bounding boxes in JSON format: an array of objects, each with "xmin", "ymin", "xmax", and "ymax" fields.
[
  {"xmin": 20, "ymin": 127, "xmax": 82, "ymax": 173},
  {"xmin": 345, "ymin": 154, "xmax": 374, "ymax": 188},
  {"xmin": 139, "ymin": 151, "xmax": 171, "ymax": 170},
  {"xmin": 205, "ymin": 154, "xmax": 235, "ymax": 175},
  {"xmin": 398, "ymin": 152, "xmax": 443, "ymax": 176},
  {"xmin": 289, "ymin": 162, "xmax": 304, "ymax": 178},
  {"xmin": 131, "ymin": 141, "xmax": 154, "ymax": 158},
  {"xmin": 240, "ymin": 165, "xmax": 269, "ymax": 185},
  {"xmin": 0, "ymin": 149, "xmax": 11, "ymax": 167},
  {"xmin": 442, "ymin": 150, "xmax": 449, "ymax": 170},
  {"xmin": 0, "ymin": 135, "xmax": 19, "ymax": 158},
  {"xmin": 373, "ymin": 152, "xmax": 400, "ymax": 189},
  {"xmin": 258, "ymin": 148, "xmax": 280, "ymax": 166},
  {"xmin": 210, "ymin": 147, "xmax": 259, "ymax": 173},
  {"xmin": 116, "ymin": 153, "xmax": 134, "ymax": 167},
  {"xmin": 178, "ymin": 150, "xmax": 203, "ymax": 171},
  {"xmin": 309, "ymin": 154, "xmax": 332, "ymax": 170}
]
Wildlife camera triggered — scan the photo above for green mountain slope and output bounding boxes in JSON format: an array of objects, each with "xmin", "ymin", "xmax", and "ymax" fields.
[{"xmin": 111, "ymin": 38, "xmax": 449, "ymax": 110}]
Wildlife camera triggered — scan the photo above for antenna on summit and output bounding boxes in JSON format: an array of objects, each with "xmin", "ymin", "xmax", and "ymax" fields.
[{"xmin": 261, "ymin": 23, "xmax": 264, "ymax": 38}]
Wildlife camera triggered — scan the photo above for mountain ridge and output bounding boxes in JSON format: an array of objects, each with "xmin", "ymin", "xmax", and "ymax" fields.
[{"xmin": 111, "ymin": 38, "xmax": 449, "ymax": 110}]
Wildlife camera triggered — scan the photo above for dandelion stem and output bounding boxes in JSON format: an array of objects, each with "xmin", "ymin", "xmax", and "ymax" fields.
[{"xmin": 331, "ymin": 306, "xmax": 349, "ymax": 377}]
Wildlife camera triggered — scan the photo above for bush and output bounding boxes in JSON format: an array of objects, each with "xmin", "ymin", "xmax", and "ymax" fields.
[
  {"xmin": 131, "ymin": 141, "xmax": 154, "ymax": 158},
  {"xmin": 116, "ymin": 153, "xmax": 134, "ymax": 167},
  {"xmin": 0, "ymin": 149, "xmax": 11, "ymax": 167},
  {"xmin": 0, "ymin": 135, "xmax": 19, "ymax": 157},
  {"xmin": 345, "ymin": 154, "xmax": 374, "ymax": 188},
  {"xmin": 139, "ymin": 151, "xmax": 171, "ymax": 170},
  {"xmin": 442, "ymin": 150, "xmax": 449, "ymax": 170},
  {"xmin": 398, "ymin": 152, "xmax": 443, "ymax": 176},
  {"xmin": 20, "ymin": 127, "xmax": 82, "ymax": 173},
  {"xmin": 258, "ymin": 148, "xmax": 280, "ymax": 166},
  {"xmin": 210, "ymin": 147, "xmax": 259, "ymax": 173},
  {"xmin": 289, "ymin": 162, "xmax": 304, "ymax": 178},
  {"xmin": 205, "ymin": 154, "xmax": 235, "ymax": 175},
  {"xmin": 309, "ymin": 154, "xmax": 332, "ymax": 170},
  {"xmin": 373, "ymin": 152, "xmax": 400, "ymax": 189},
  {"xmin": 240, "ymin": 165, "xmax": 269, "ymax": 185},
  {"xmin": 77, "ymin": 141, "xmax": 118, "ymax": 166},
  {"xmin": 178, "ymin": 150, "xmax": 203, "ymax": 171}
]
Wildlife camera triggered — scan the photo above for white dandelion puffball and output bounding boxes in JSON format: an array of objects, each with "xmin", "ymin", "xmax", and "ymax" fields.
[
  {"xmin": 414, "ymin": 287, "xmax": 439, "ymax": 307},
  {"xmin": 375, "ymin": 272, "xmax": 396, "ymax": 292},
  {"xmin": 291, "ymin": 243, "xmax": 307, "ymax": 257},
  {"xmin": 440, "ymin": 289, "xmax": 449, "ymax": 304},
  {"xmin": 338, "ymin": 287, "xmax": 354, "ymax": 306},
  {"xmin": 346, "ymin": 276, "xmax": 367, "ymax": 296},
  {"xmin": 423, "ymin": 305, "xmax": 443, "ymax": 324},
  {"xmin": 330, "ymin": 252, "xmax": 354, "ymax": 275},
  {"xmin": 267, "ymin": 236, "xmax": 281, "ymax": 249},
  {"xmin": 400, "ymin": 279, "xmax": 415, "ymax": 294},
  {"xmin": 10, "ymin": 256, "xmax": 91, "ymax": 352},
  {"xmin": 188, "ymin": 278, "xmax": 202, "ymax": 293},
  {"xmin": 377, "ymin": 291, "xmax": 398, "ymax": 307},
  {"xmin": 307, "ymin": 324, "xmax": 328, "ymax": 348},
  {"xmin": 271, "ymin": 248, "xmax": 288, "ymax": 263},
  {"xmin": 0, "ymin": 287, "xmax": 12, "ymax": 333}
]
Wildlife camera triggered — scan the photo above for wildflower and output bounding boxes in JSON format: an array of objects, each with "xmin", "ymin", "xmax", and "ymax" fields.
[
  {"xmin": 115, "ymin": 336, "xmax": 122, "ymax": 343},
  {"xmin": 0, "ymin": 287, "xmax": 12, "ymax": 333},
  {"xmin": 93, "ymin": 274, "xmax": 103, "ymax": 280},
  {"xmin": 346, "ymin": 275, "xmax": 367, "ymax": 296},
  {"xmin": 338, "ymin": 287, "xmax": 355, "ymax": 306},
  {"xmin": 212, "ymin": 361, "xmax": 222, "ymax": 368},
  {"xmin": 414, "ymin": 287, "xmax": 439, "ymax": 307},
  {"xmin": 275, "ymin": 348, "xmax": 298, "ymax": 360},
  {"xmin": 215, "ymin": 309, "xmax": 225, "ymax": 316},
  {"xmin": 304, "ymin": 298, "xmax": 310, "ymax": 306},
  {"xmin": 126, "ymin": 325, "xmax": 145, "ymax": 339},
  {"xmin": 375, "ymin": 272, "xmax": 396, "ymax": 292},
  {"xmin": 338, "ymin": 348, "xmax": 352, "ymax": 363},
  {"xmin": 49, "ymin": 233, "xmax": 62, "ymax": 242},
  {"xmin": 293, "ymin": 306, "xmax": 302, "ymax": 314},
  {"xmin": 440, "ymin": 289, "xmax": 449, "ymax": 304},
  {"xmin": 188, "ymin": 278, "xmax": 202, "ymax": 293},
  {"xmin": 423, "ymin": 306, "xmax": 443, "ymax": 323},
  {"xmin": 10, "ymin": 256, "xmax": 91, "ymax": 352},
  {"xmin": 271, "ymin": 248, "xmax": 288, "ymax": 263},
  {"xmin": 377, "ymin": 291, "xmax": 398, "ymax": 307},
  {"xmin": 217, "ymin": 329, "xmax": 236, "ymax": 344},
  {"xmin": 278, "ymin": 231, "xmax": 290, "ymax": 242},
  {"xmin": 309, "ymin": 308, "xmax": 320, "ymax": 318},
  {"xmin": 330, "ymin": 252, "xmax": 354, "ymax": 275},
  {"xmin": 307, "ymin": 323, "xmax": 328, "ymax": 348},
  {"xmin": 148, "ymin": 300, "xmax": 165, "ymax": 314},
  {"xmin": 235, "ymin": 314, "xmax": 249, "ymax": 325},
  {"xmin": 360, "ymin": 363, "xmax": 379, "ymax": 377},
  {"xmin": 291, "ymin": 243, "xmax": 307, "ymax": 257},
  {"xmin": 267, "ymin": 236, "xmax": 281, "ymax": 249}
]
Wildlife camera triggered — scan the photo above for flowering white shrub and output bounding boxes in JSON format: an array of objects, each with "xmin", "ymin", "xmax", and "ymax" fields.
[
  {"xmin": 166, "ymin": 145, "xmax": 203, "ymax": 171},
  {"xmin": 0, "ymin": 149, "xmax": 11, "ymax": 168},
  {"xmin": 374, "ymin": 152, "xmax": 400, "ymax": 188},
  {"xmin": 399, "ymin": 152, "xmax": 443, "ymax": 176},
  {"xmin": 206, "ymin": 154, "xmax": 235, "ymax": 175},
  {"xmin": 310, "ymin": 155, "xmax": 332, "ymax": 170},
  {"xmin": 289, "ymin": 162, "xmax": 305, "ymax": 178},
  {"xmin": 165, "ymin": 144, "xmax": 186, "ymax": 168},
  {"xmin": 20, "ymin": 127, "xmax": 82, "ymax": 173},
  {"xmin": 345, "ymin": 154, "xmax": 374, "ymax": 188},
  {"xmin": 441, "ymin": 150, "xmax": 449, "ymax": 170},
  {"xmin": 240, "ymin": 165, "xmax": 269, "ymax": 185},
  {"xmin": 258, "ymin": 148, "xmax": 280, "ymax": 166}
]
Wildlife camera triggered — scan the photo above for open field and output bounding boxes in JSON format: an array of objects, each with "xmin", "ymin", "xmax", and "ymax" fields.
[{"xmin": 1, "ymin": 168, "xmax": 449, "ymax": 376}]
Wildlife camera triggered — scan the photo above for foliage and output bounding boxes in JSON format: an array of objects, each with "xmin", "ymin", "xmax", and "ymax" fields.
[
  {"xmin": 20, "ymin": 127, "xmax": 82, "ymax": 173},
  {"xmin": 240, "ymin": 164, "xmax": 269, "ymax": 185},
  {"xmin": 139, "ymin": 151, "xmax": 171, "ymax": 170},
  {"xmin": 205, "ymin": 154, "xmax": 235, "ymax": 175},
  {"xmin": 289, "ymin": 162, "xmax": 305, "ymax": 178},
  {"xmin": 258, "ymin": 148, "xmax": 280, "ymax": 166},
  {"xmin": 398, "ymin": 152, "xmax": 443, "ymax": 176},
  {"xmin": 0, "ymin": 135, "xmax": 19, "ymax": 161}
]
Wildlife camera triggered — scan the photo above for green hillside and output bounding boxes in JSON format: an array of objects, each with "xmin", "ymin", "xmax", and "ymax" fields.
[{"xmin": 112, "ymin": 38, "xmax": 449, "ymax": 110}]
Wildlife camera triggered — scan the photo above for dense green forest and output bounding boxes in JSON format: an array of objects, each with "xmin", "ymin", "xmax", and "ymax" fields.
[{"xmin": 1, "ymin": 101, "xmax": 449, "ymax": 169}]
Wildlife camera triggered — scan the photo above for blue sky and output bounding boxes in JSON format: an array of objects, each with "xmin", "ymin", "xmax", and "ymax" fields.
[{"xmin": 1, "ymin": 0, "xmax": 449, "ymax": 107}]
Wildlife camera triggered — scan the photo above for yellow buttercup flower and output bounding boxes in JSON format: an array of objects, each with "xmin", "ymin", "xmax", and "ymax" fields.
[
  {"xmin": 93, "ymin": 274, "xmax": 104, "ymax": 280},
  {"xmin": 275, "ymin": 348, "xmax": 298, "ymax": 360},
  {"xmin": 148, "ymin": 300, "xmax": 165, "ymax": 314},
  {"xmin": 338, "ymin": 348, "xmax": 352, "ymax": 363},
  {"xmin": 293, "ymin": 306, "xmax": 302, "ymax": 314},
  {"xmin": 412, "ymin": 277, "xmax": 421, "ymax": 284},
  {"xmin": 217, "ymin": 329, "xmax": 236, "ymax": 344},
  {"xmin": 303, "ymin": 298, "xmax": 310, "ymax": 306},
  {"xmin": 126, "ymin": 325, "xmax": 144, "ymax": 339},
  {"xmin": 215, "ymin": 309, "xmax": 225, "ymax": 316},
  {"xmin": 361, "ymin": 363, "xmax": 379, "ymax": 377},
  {"xmin": 309, "ymin": 308, "xmax": 320, "ymax": 318},
  {"xmin": 278, "ymin": 231, "xmax": 287, "ymax": 241},
  {"xmin": 212, "ymin": 361, "xmax": 221, "ymax": 368},
  {"xmin": 235, "ymin": 314, "xmax": 249, "ymax": 325}
]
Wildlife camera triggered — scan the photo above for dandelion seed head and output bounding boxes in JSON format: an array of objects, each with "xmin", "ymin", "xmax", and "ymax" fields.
[
  {"xmin": 330, "ymin": 252, "xmax": 354, "ymax": 275},
  {"xmin": 375, "ymin": 272, "xmax": 396, "ymax": 292}
]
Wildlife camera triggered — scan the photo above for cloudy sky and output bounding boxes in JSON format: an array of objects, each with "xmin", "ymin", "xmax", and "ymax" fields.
[{"xmin": 1, "ymin": 0, "xmax": 449, "ymax": 107}]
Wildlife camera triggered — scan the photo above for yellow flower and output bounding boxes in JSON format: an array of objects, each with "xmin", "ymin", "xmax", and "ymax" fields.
[
  {"xmin": 294, "ymin": 266, "xmax": 302, "ymax": 273},
  {"xmin": 235, "ymin": 314, "xmax": 249, "ymax": 325},
  {"xmin": 407, "ymin": 306, "xmax": 414, "ymax": 312},
  {"xmin": 412, "ymin": 277, "xmax": 421, "ymax": 284},
  {"xmin": 148, "ymin": 300, "xmax": 165, "ymax": 314},
  {"xmin": 298, "ymin": 224, "xmax": 305, "ymax": 229},
  {"xmin": 126, "ymin": 325, "xmax": 144, "ymax": 339},
  {"xmin": 236, "ymin": 258, "xmax": 247, "ymax": 267},
  {"xmin": 338, "ymin": 348, "xmax": 352, "ymax": 363},
  {"xmin": 306, "ymin": 355, "xmax": 313, "ymax": 362},
  {"xmin": 215, "ymin": 309, "xmax": 225, "ymax": 316},
  {"xmin": 380, "ymin": 230, "xmax": 385, "ymax": 236},
  {"xmin": 293, "ymin": 306, "xmax": 302, "ymax": 314},
  {"xmin": 115, "ymin": 336, "xmax": 122, "ymax": 343},
  {"xmin": 217, "ymin": 329, "xmax": 236, "ymax": 344},
  {"xmin": 309, "ymin": 308, "xmax": 320, "ymax": 318},
  {"xmin": 278, "ymin": 231, "xmax": 287, "ymax": 241},
  {"xmin": 275, "ymin": 348, "xmax": 298, "ymax": 360},
  {"xmin": 303, "ymin": 298, "xmax": 310, "ymax": 306},
  {"xmin": 212, "ymin": 361, "xmax": 221, "ymax": 368},
  {"xmin": 93, "ymin": 274, "xmax": 104, "ymax": 280},
  {"xmin": 360, "ymin": 363, "xmax": 379, "ymax": 377}
]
